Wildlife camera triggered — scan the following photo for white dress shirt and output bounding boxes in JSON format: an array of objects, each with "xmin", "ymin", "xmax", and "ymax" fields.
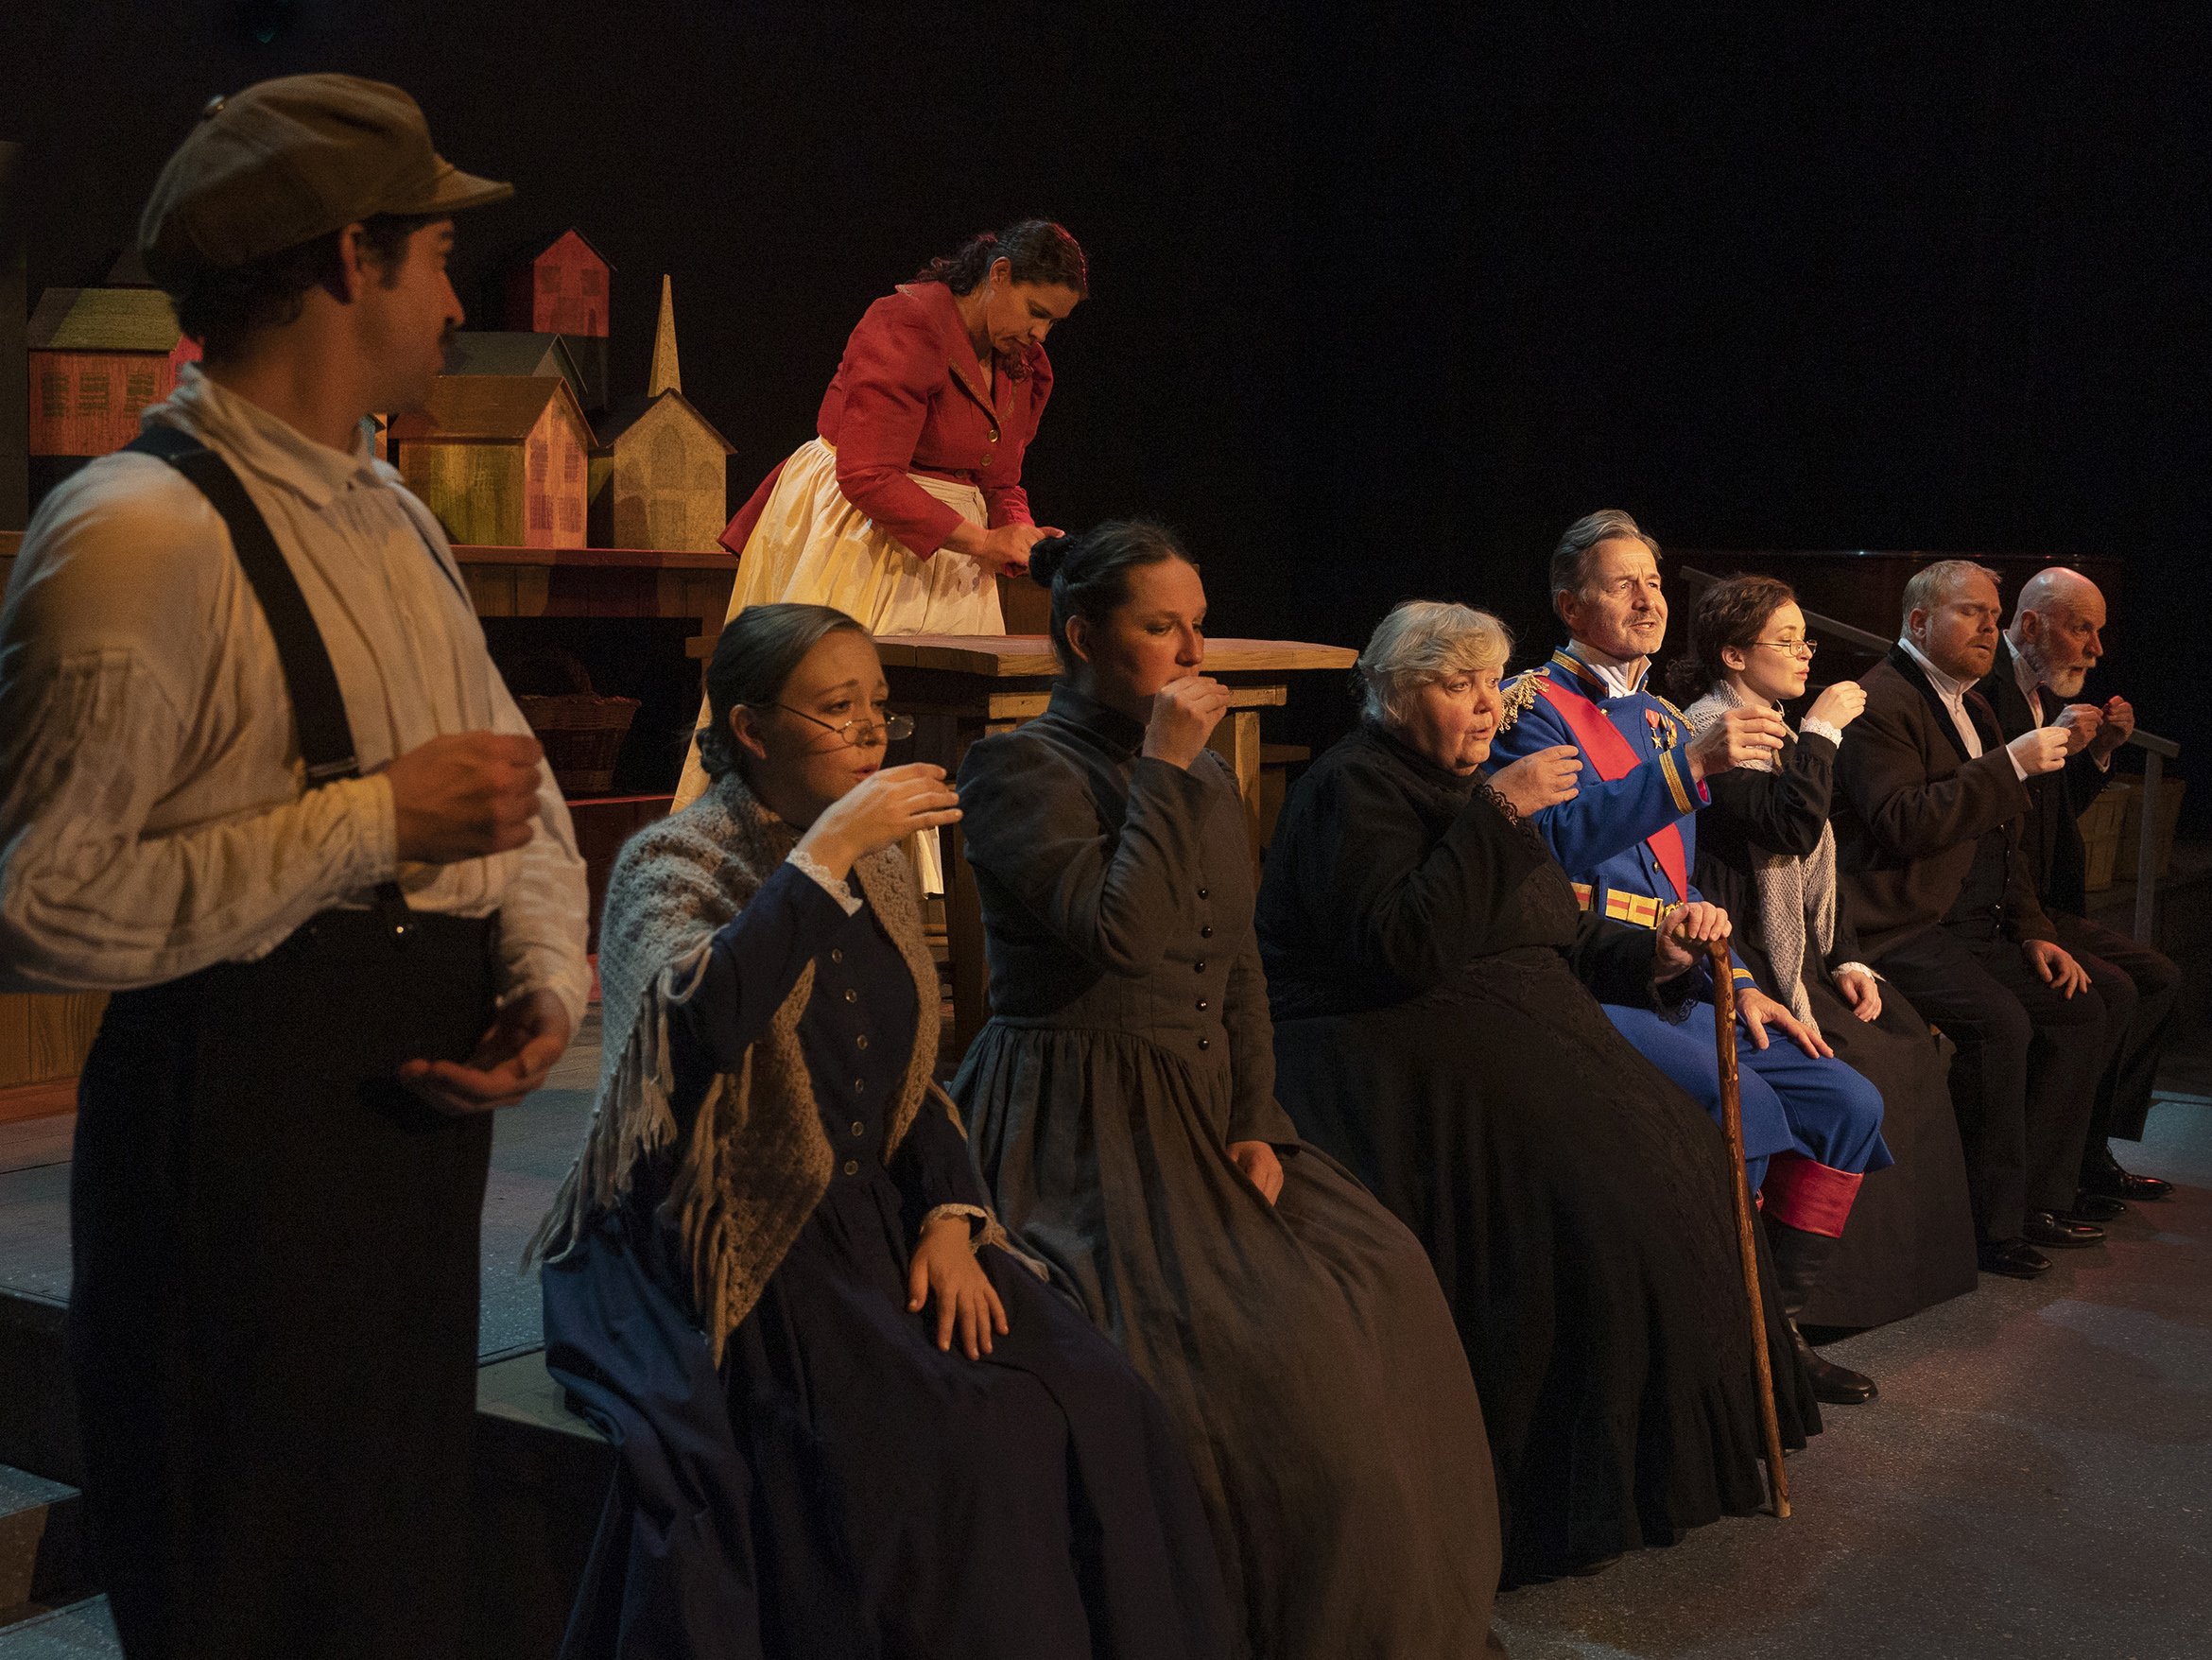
[
  {"xmin": 0, "ymin": 368, "xmax": 591, "ymax": 1026},
  {"xmin": 1897, "ymin": 635, "xmax": 2028, "ymax": 783}
]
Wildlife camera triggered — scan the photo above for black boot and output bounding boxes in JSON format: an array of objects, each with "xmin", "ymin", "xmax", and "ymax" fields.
[{"xmin": 1766, "ymin": 1221, "xmax": 1877, "ymax": 1405}]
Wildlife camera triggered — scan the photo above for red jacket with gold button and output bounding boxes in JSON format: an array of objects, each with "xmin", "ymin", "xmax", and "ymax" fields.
[{"xmin": 718, "ymin": 279, "xmax": 1053, "ymax": 561}]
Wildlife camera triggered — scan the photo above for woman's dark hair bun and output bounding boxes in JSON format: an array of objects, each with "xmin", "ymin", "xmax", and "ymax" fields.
[{"xmin": 1027, "ymin": 535, "xmax": 1070, "ymax": 586}]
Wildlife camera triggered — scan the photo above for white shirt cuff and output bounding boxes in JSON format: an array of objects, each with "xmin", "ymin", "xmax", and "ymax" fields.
[
  {"xmin": 787, "ymin": 848, "xmax": 862, "ymax": 915},
  {"xmin": 347, "ymin": 772, "xmax": 401, "ymax": 887},
  {"xmin": 1834, "ymin": 961, "xmax": 1879, "ymax": 983},
  {"xmin": 1800, "ymin": 716, "xmax": 1845, "ymax": 747}
]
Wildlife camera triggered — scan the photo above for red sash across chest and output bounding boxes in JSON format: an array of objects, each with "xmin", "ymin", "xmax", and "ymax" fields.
[{"xmin": 1531, "ymin": 676, "xmax": 1691, "ymax": 901}]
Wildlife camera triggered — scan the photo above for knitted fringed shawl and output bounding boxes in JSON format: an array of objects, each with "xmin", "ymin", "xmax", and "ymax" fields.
[{"xmin": 528, "ymin": 769, "xmax": 989, "ymax": 1363}]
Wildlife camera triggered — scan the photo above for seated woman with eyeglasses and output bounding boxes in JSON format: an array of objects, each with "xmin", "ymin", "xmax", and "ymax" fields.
[
  {"xmin": 1670, "ymin": 576, "xmax": 1978, "ymax": 1357},
  {"xmin": 533, "ymin": 603, "xmax": 1229, "ymax": 1660}
]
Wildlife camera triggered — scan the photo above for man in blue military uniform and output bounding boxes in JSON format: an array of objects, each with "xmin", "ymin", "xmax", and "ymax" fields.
[{"xmin": 1491, "ymin": 510, "xmax": 1891, "ymax": 1405}]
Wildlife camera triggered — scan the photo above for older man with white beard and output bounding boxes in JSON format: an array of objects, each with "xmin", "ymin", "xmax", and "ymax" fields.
[{"xmin": 1976, "ymin": 567, "xmax": 2176, "ymax": 1210}]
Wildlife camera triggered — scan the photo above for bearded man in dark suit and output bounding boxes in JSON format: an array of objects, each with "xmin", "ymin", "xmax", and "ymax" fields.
[
  {"xmin": 1977, "ymin": 566, "xmax": 2175, "ymax": 1208},
  {"xmin": 1831, "ymin": 560, "xmax": 2106, "ymax": 1280}
]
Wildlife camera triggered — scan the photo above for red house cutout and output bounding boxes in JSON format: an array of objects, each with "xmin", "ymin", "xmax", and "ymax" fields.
[{"xmin": 504, "ymin": 229, "xmax": 613, "ymax": 340}]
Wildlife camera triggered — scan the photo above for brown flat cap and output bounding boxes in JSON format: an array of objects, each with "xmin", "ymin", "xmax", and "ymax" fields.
[{"xmin": 139, "ymin": 74, "xmax": 512, "ymax": 287}]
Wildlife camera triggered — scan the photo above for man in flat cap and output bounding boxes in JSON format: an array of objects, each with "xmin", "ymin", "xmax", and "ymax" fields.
[{"xmin": 0, "ymin": 77, "xmax": 588, "ymax": 1657}]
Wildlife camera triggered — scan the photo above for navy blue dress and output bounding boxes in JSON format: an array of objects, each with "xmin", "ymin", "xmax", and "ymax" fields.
[{"xmin": 543, "ymin": 862, "xmax": 1228, "ymax": 1660}]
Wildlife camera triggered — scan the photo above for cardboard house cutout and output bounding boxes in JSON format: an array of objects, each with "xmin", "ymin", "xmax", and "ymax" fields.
[
  {"xmin": 589, "ymin": 276, "xmax": 734, "ymax": 551},
  {"xmin": 391, "ymin": 375, "xmax": 595, "ymax": 548}
]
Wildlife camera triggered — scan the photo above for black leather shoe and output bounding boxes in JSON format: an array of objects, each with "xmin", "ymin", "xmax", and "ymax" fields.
[
  {"xmin": 2080, "ymin": 1147, "xmax": 2173, "ymax": 1202},
  {"xmin": 2062, "ymin": 1191, "xmax": 2126, "ymax": 1224},
  {"xmin": 2024, "ymin": 1211, "xmax": 2104, "ymax": 1248},
  {"xmin": 1796, "ymin": 1336, "xmax": 1878, "ymax": 1405},
  {"xmin": 1978, "ymin": 1239, "xmax": 2051, "ymax": 1278}
]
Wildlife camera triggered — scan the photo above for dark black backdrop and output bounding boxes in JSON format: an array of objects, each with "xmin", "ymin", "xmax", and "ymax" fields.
[{"xmin": 5, "ymin": 2, "xmax": 2207, "ymax": 809}]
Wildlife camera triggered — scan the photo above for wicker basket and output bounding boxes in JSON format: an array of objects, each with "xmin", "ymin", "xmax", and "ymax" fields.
[
  {"xmin": 2078, "ymin": 782, "xmax": 2128, "ymax": 891},
  {"xmin": 508, "ymin": 652, "xmax": 641, "ymax": 797}
]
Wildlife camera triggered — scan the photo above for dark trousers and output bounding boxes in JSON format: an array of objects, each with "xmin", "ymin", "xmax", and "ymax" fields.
[
  {"xmin": 71, "ymin": 909, "xmax": 497, "ymax": 1660},
  {"xmin": 2052, "ymin": 911, "xmax": 2181, "ymax": 1148},
  {"xmin": 1873, "ymin": 923, "xmax": 2103, "ymax": 1243}
]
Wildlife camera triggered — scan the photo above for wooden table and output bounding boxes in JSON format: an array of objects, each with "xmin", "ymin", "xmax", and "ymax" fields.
[{"xmin": 878, "ymin": 634, "xmax": 1357, "ymax": 1053}]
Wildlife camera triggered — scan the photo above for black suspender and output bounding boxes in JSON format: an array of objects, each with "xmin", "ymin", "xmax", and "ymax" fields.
[{"xmin": 127, "ymin": 425, "xmax": 417, "ymax": 935}]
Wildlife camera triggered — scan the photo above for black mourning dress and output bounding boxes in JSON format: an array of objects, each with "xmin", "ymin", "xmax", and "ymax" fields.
[
  {"xmin": 1255, "ymin": 722, "xmax": 1819, "ymax": 1584},
  {"xmin": 952, "ymin": 686, "xmax": 1505, "ymax": 1660}
]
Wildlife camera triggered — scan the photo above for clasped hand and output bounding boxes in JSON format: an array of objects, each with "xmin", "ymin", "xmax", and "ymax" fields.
[
  {"xmin": 1653, "ymin": 900, "xmax": 1729, "ymax": 980},
  {"xmin": 1685, "ymin": 705, "xmax": 1788, "ymax": 782}
]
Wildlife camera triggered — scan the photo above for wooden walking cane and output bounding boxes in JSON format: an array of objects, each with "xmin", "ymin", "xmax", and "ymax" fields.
[{"xmin": 1708, "ymin": 939, "xmax": 1791, "ymax": 1518}]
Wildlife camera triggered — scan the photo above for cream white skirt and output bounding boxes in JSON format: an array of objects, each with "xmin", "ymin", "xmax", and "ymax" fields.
[{"xmin": 673, "ymin": 438, "xmax": 1003, "ymax": 891}]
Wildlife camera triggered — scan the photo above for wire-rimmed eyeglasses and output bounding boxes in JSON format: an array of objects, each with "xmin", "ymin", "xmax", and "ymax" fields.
[
  {"xmin": 756, "ymin": 702, "xmax": 916, "ymax": 746},
  {"xmin": 1748, "ymin": 638, "xmax": 1819, "ymax": 660}
]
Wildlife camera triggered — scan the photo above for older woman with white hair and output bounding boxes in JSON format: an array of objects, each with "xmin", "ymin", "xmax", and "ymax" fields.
[{"xmin": 1255, "ymin": 599, "xmax": 1821, "ymax": 1585}]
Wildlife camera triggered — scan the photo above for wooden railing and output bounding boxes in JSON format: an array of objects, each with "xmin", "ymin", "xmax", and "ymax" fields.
[{"xmin": 1681, "ymin": 567, "xmax": 2181, "ymax": 943}]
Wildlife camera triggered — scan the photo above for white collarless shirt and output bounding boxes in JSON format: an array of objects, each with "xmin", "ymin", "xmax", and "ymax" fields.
[
  {"xmin": 1898, "ymin": 635, "xmax": 2027, "ymax": 783},
  {"xmin": 0, "ymin": 367, "xmax": 590, "ymax": 1023}
]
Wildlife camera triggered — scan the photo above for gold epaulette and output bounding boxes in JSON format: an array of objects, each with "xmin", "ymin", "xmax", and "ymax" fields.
[{"xmin": 1497, "ymin": 668, "xmax": 1544, "ymax": 732}]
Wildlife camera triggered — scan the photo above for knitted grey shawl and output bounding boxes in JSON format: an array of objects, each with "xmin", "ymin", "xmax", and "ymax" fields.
[
  {"xmin": 529, "ymin": 769, "xmax": 970, "ymax": 1362},
  {"xmin": 1684, "ymin": 681, "xmax": 1837, "ymax": 1036}
]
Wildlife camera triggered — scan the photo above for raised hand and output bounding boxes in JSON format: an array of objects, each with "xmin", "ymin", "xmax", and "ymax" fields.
[
  {"xmin": 798, "ymin": 764, "xmax": 961, "ymax": 877},
  {"xmin": 1686, "ymin": 704, "xmax": 1789, "ymax": 782},
  {"xmin": 1489, "ymin": 745, "xmax": 1582, "ymax": 817},
  {"xmin": 384, "ymin": 732, "xmax": 546, "ymax": 863},
  {"xmin": 1142, "ymin": 676, "xmax": 1232, "ymax": 769},
  {"xmin": 2005, "ymin": 725, "xmax": 2071, "ymax": 777},
  {"xmin": 1805, "ymin": 680, "xmax": 1868, "ymax": 732},
  {"xmin": 2053, "ymin": 703, "xmax": 2101, "ymax": 754},
  {"xmin": 2092, "ymin": 695, "xmax": 2134, "ymax": 761}
]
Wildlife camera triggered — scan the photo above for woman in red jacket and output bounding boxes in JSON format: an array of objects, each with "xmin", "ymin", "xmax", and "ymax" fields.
[{"xmin": 677, "ymin": 222, "xmax": 1086, "ymax": 809}]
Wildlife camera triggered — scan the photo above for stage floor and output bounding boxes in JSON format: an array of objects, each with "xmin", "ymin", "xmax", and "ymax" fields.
[{"xmin": 4, "ymin": 1028, "xmax": 2209, "ymax": 1660}]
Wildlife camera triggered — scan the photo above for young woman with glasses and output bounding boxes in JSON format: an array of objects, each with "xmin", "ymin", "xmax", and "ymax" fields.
[{"xmin": 1670, "ymin": 576, "xmax": 1979, "ymax": 1349}]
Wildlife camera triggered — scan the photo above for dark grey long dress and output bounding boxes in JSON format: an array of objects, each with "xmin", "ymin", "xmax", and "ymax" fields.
[{"xmin": 951, "ymin": 684, "xmax": 1504, "ymax": 1660}]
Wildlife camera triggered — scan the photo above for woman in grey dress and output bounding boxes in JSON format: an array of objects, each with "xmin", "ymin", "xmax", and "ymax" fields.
[{"xmin": 951, "ymin": 522, "xmax": 1504, "ymax": 1660}]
